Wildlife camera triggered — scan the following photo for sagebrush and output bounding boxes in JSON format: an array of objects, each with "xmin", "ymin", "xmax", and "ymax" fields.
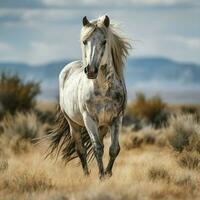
[
  {"xmin": 0, "ymin": 73, "xmax": 40, "ymax": 118},
  {"xmin": 168, "ymin": 114, "xmax": 200, "ymax": 152},
  {"xmin": 127, "ymin": 93, "xmax": 169, "ymax": 128}
]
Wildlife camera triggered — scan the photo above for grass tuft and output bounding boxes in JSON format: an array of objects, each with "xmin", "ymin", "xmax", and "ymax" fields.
[
  {"xmin": 148, "ymin": 166, "xmax": 170, "ymax": 182},
  {"xmin": 0, "ymin": 159, "xmax": 8, "ymax": 172},
  {"xmin": 3, "ymin": 170, "xmax": 54, "ymax": 193},
  {"xmin": 178, "ymin": 151, "xmax": 200, "ymax": 170},
  {"xmin": 168, "ymin": 114, "xmax": 200, "ymax": 152},
  {"xmin": 0, "ymin": 112, "xmax": 43, "ymax": 140}
]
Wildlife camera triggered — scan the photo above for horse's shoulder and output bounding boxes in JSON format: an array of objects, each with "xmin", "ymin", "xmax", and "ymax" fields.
[{"xmin": 59, "ymin": 60, "xmax": 82, "ymax": 88}]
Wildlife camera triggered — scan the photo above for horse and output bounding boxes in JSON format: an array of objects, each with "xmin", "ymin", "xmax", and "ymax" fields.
[{"xmin": 47, "ymin": 15, "xmax": 131, "ymax": 179}]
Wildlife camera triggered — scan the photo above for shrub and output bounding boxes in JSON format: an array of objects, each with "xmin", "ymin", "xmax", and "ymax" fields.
[
  {"xmin": 122, "ymin": 126, "xmax": 165, "ymax": 150},
  {"xmin": 140, "ymin": 126, "xmax": 157, "ymax": 145},
  {"xmin": 10, "ymin": 137, "xmax": 32, "ymax": 155},
  {"xmin": 181, "ymin": 105, "xmax": 200, "ymax": 121},
  {"xmin": 35, "ymin": 109, "xmax": 56, "ymax": 124},
  {"xmin": 174, "ymin": 175, "xmax": 193, "ymax": 187},
  {"xmin": 127, "ymin": 93, "xmax": 168, "ymax": 128},
  {"xmin": 168, "ymin": 114, "xmax": 200, "ymax": 152},
  {"xmin": 0, "ymin": 112, "xmax": 43, "ymax": 140},
  {"xmin": 156, "ymin": 133, "xmax": 168, "ymax": 148},
  {"xmin": 123, "ymin": 134, "xmax": 144, "ymax": 150},
  {"xmin": 181, "ymin": 105, "xmax": 199, "ymax": 115},
  {"xmin": 0, "ymin": 73, "xmax": 40, "ymax": 118},
  {"xmin": 122, "ymin": 114, "xmax": 141, "ymax": 130}
]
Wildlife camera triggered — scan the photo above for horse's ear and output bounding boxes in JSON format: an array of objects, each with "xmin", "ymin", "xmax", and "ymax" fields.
[
  {"xmin": 104, "ymin": 15, "xmax": 110, "ymax": 27},
  {"xmin": 82, "ymin": 16, "xmax": 90, "ymax": 26}
]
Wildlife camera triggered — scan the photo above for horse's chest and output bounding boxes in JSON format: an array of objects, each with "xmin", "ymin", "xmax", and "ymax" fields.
[{"xmin": 86, "ymin": 85, "xmax": 124, "ymax": 125}]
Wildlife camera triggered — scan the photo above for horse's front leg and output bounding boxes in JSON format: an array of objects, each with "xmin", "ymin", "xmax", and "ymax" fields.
[
  {"xmin": 105, "ymin": 116, "xmax": 122, "ymax": 177},
  {"xmin": 82, "ymin": 112, "xmax": 104, "ymax": 179}
]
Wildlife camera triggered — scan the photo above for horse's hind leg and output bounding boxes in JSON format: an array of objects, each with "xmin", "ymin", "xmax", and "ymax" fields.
[
  {"xmin": 74, "ymin": 132, "xmax": 89, "ymax": 176},
  {"xmin": 105, "ymin": 117, "xmax": 122, "ymax": 177},
  {"xmin": 69, "ymin": 120, "xmax": 89, "ymax": 176}
]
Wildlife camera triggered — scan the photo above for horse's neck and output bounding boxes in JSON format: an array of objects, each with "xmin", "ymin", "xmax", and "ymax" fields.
[{"xmin": 95, "ymin": 58, "xmax": 117, "ymax": 89}]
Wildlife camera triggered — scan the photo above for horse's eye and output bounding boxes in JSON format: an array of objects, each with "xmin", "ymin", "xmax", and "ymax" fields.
[
  {"xmin": 102, "ymin": 40, "xmax": 107, "ymax": 45},
  {"xmin": 83, "ymin": 40, "xmax": 87, "ymax": 45}
]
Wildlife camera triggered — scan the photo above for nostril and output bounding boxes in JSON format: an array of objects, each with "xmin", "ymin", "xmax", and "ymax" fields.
[
  {"xmin": 84, "ymin": 67, "xmax": 88, "ymax": 74},
  {"xmin": 94, "ymin": 68, "xmax": 98, "ymax": 74}
]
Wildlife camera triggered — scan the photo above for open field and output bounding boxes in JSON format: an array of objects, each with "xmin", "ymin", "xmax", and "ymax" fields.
[
  {"xmin": 0, "ymin": 82, "xmax": 200, "ymax": 200},
  {"xmin": 0, "ymin": 126, "xmax": 200, "ymax": 200}
]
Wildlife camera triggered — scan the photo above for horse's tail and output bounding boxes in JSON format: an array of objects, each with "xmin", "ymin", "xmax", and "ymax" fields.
[{"xmin": 46, "ymin": 106, "xmax": 93, "ymax": 163}]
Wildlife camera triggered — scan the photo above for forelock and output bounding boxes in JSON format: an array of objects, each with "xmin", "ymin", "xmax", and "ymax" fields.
[{"xmin": 80, "ymin": 20, "xmax": 108, "ymax": 42}]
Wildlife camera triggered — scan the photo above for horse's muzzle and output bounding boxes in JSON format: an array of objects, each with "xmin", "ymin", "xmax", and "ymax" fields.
[{"xmin": 84, "ymin": 65, "xmax": 98, "ymax": 79}]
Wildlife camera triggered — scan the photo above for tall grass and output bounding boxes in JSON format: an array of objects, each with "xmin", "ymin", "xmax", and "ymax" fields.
[
  {"xmin": 168, "ymin": 114, "xmax": 200, "ymax": 152},
  {"xmin": 0, "ymin": 112, "xmax": 43, "ymax": 140},
  {"xmin": 122, "ymin": 126, "xmax": 166, "ymax": 150},
  {"xmin": 0, "ymin": 101, "xmax": 199, "ymax": 199}
]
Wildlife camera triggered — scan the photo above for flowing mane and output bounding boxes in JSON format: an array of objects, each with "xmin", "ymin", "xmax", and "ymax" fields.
[{"xmin": 80, "ymin": 16, "xmax": 131, "ymax": 79}]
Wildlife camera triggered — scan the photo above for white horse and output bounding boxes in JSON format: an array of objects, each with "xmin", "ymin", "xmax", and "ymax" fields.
[{"xmin": 47, "ymin": 15, "xmax": 131, "ymax": 179}]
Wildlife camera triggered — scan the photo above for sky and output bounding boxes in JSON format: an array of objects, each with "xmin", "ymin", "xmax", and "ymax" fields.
[{"xmin": 0, "ymin": 0, "xmax": 200, "ymax": 65}]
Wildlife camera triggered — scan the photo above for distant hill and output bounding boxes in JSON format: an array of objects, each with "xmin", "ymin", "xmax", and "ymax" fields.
[
  {"xmin": 126, "ymin": 58, "xmax": 200, "ymax": 84},
  {"xmin": 0, "ymin": 57, "xmax": 200, "ymax": 103}
]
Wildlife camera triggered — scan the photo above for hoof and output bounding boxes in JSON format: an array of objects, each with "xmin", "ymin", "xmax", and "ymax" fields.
[
  {"xmin": 84, "ymin": 169, "xmax": 90, "ymax": 176},
  {"xmin": 99, "ymin": 172, "xmax": 105, "ymax": 180},
  {"xmin": 84, "ymin": 172, "xmax": 90, "ymax": 177},
  {"xmin": 105, "ymin": 170, "xmax": 112, "ymax": 177}
]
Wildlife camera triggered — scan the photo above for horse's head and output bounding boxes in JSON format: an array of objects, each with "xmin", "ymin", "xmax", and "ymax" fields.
[{"xmin": 81, "ymin": 15, "xmax": 110, "ymax": 79}]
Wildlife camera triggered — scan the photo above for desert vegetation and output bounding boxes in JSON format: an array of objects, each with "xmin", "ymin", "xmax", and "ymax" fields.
[
  {"xmin": 0, "ymin": 73, "xmax": 40, "ymax": 119},
  {"xmin": 126, "ymin": 92, "xmax": 169, "ymax": 128},
  {"xmin": 0, "ymin": 73, "xmax": 200, "ymax": 200}
]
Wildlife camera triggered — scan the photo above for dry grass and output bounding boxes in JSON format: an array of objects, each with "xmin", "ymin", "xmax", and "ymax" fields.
[
  {"xmin": 168, "ymin": 114, "xmax": 200, "ymax": 152},
  {"xmin": 148, "ymin": 166, "xmax": 170, "ymax": 182},
  {"xmin": 178, "ymin": 151, "xmax": 200, "ymax": 170},
  {"xmin": 0, "ymin": 133, "xmax": 199, "ymax": 200},
  {"xmin": 122, "ymin": 126, "xmax": 168, "ymax": 150},
  {"xmin": 0, "ymin": 112, "xmax": 44, "ymax": 139},
  {"xmin": 0, "ymin": 159, "xmax": 8, "ymax": 172},
  {"xmin": 0, "ymin": 106, "xmax": 200, "ymax": 199}
]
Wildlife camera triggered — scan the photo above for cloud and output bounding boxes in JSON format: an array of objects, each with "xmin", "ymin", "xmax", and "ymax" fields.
[
  {"xmin": 0, "ymin": 8, "xmax": 86, "ymax": 28},
  {"xmin": 0, "ymin": 0, "xmax": 199, "ymax": 9},
  {"xmin": 27, "ymin": 41, "xmax": 79, "ymax": 64},
  {"xmin": 170, "ymin": 36, "xmax": 200, "ymax": 49},
  {"xmin": 0, "ymin": 1, "xmax": 199, "ymax": 64},
  {"xmin": 132, "ymin": 35, "xmax": 200, "ymax": 64},
  {"xmin": 0, "ymin": 40, "xmax": 78, "ymax": 64},
  {"xmin": 42, "ymin": 0, "xmax": 169, "ymax": 6},
  {"xmin": 0, "ymin": 42, "xmax": 14, "ymax": 52},
  {"xmin": 41, "ymin": 0, "xmax": 200, "ymax": 8},
  {"xmin": 0, "ymin": 42, "xmax": 17, "ymax": 62},
  {"xmin": 0, "ymin": 0, "xmax": 42, "ymax": 9}
]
